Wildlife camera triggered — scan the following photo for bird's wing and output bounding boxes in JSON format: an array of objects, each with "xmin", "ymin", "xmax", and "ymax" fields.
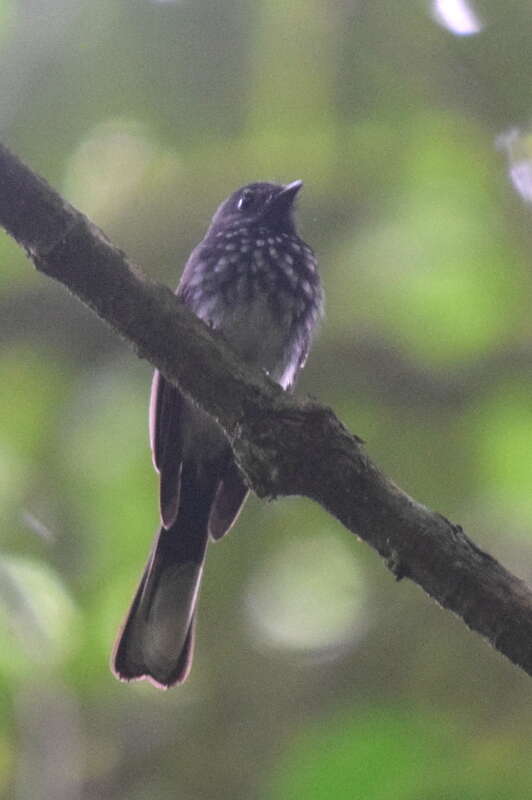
[
  {"xmin": 208, "ymin": 456, "xmax": 249, "ymax": 540},
  {"xmin": 149, "ymin": 370, "xmax": 184, "ymax": 529}
]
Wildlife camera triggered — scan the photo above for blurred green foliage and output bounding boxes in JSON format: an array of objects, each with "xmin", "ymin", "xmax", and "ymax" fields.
[
  {"xmin": 1, "ymin": 0, "xmax": 532, "ymax": 798},
  {"xmin": 265, "ymin": 707, "xmax": 532, "ymax": 799}
]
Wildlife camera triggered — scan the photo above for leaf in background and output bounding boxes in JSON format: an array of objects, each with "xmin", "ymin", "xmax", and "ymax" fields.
[
  {"xmin": 469, "ymin": 380, "xmax": 532, "ymax": 515},
  {"xmin": 0, "ymin": 554, "xmax": 78, "ymax": 678},
  {"xmin": 332, "ymin": 112, "xmax": 525, "ymax": 367},
  {"xmin": 264, "ymin": 708, "xmax": 532, "ymax": 800}
]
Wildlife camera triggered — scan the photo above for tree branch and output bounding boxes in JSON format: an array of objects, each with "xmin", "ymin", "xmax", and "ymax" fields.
[{"xmin": 1, "ymin": 142, "xmax": 532, "ymax": 677}]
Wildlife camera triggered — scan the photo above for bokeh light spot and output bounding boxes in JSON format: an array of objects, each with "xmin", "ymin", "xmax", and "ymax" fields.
[
  {"xmin": 432, "ymin": 0, "xmax": 483, "ymax": 36},
  {"xmin": 63, "ymin": 119, "xmax": 168, "ymax": 222},
  {"xmin": 497, "ymin": 127, "xmax": 532, "ymax": 204},
  {"xmin": 246, "ymin": 530, "xmax": 367, "ymax": 655}
]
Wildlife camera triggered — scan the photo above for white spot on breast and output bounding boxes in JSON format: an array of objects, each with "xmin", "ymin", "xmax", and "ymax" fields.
[
  {"xmin": 256, "ymin": 239, "xmax": 265, "ymax": 247},
  {"xmin": 225, "ymin": 242, "xmax": 237, "ymax": 251},
  {"xmin": 197, "ymin": 295, "xmax": 220, "ymax": 319},
  {"xmin": 188, "ymin": 271, "xmax": 204, "ymax": 287},
  {"xmin": 269, "ymin": 246, "xmax": 278, "ymax": 258},
  {"xmin": 213, "ymin": 256, "xmax": 228, "ymax": 272},
  {"xmin": 291, "ymin": 241, "xmax": 301, "ymax": 252},
  {"xmin": 284, "ymin": 253, "xmax": 294, "ymax": 265}
]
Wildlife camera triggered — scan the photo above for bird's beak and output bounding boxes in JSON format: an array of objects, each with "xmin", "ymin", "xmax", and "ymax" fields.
[
  {"xmin": 270, "ymin": 180, "xmax": 303, "ymax": 211},
  {"xmin": 279, "ymin": 180, "xmax": 303, "ymax": 202}
]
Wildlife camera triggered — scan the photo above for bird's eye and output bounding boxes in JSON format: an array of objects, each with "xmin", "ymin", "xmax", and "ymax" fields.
[{"xmin": 237, "ymin": 189, "xmax": 254, "ymax": 212}]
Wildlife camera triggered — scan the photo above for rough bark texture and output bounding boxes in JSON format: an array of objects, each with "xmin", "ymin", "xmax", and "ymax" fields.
[{"xmin": 1, "ymin": 142, "xmax": 532, "ymax": 677}]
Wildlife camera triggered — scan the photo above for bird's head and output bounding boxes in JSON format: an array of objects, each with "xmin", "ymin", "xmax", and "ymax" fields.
[{"xmin": 209, "ymin": 180, "xmax": 303, "ymax": 236}]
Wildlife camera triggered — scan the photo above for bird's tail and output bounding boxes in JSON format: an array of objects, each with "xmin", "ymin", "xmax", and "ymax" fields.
[{"xmin": 112, "ymin": 465, "xmax": 214, "ymax": 688}]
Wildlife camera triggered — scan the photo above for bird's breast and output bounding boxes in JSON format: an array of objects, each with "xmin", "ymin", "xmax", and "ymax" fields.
[{"xmin": 181, "ymin": 227, "xmax": 322, "ymax": 388}]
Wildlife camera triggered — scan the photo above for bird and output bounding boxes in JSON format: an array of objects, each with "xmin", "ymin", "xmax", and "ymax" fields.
[{"xmin": 112, "ymin": 180, "xmax": 324, "ymax": 688}]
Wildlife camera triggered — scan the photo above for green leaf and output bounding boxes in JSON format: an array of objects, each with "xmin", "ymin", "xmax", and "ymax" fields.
[{"xmin": 0, "ymin": 554, "xmax": 78, "ymax": 678}]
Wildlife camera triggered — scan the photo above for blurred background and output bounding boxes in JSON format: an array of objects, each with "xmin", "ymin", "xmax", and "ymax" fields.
[{"xmin": 1, "ymin": 0, "xmax": 532, "ymax": 797}]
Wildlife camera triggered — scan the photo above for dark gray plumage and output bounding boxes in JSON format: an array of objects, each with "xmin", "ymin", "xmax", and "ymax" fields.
[{"xmin": 112, "ymin": 180, "xmax": 323, "ymax": 688}]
